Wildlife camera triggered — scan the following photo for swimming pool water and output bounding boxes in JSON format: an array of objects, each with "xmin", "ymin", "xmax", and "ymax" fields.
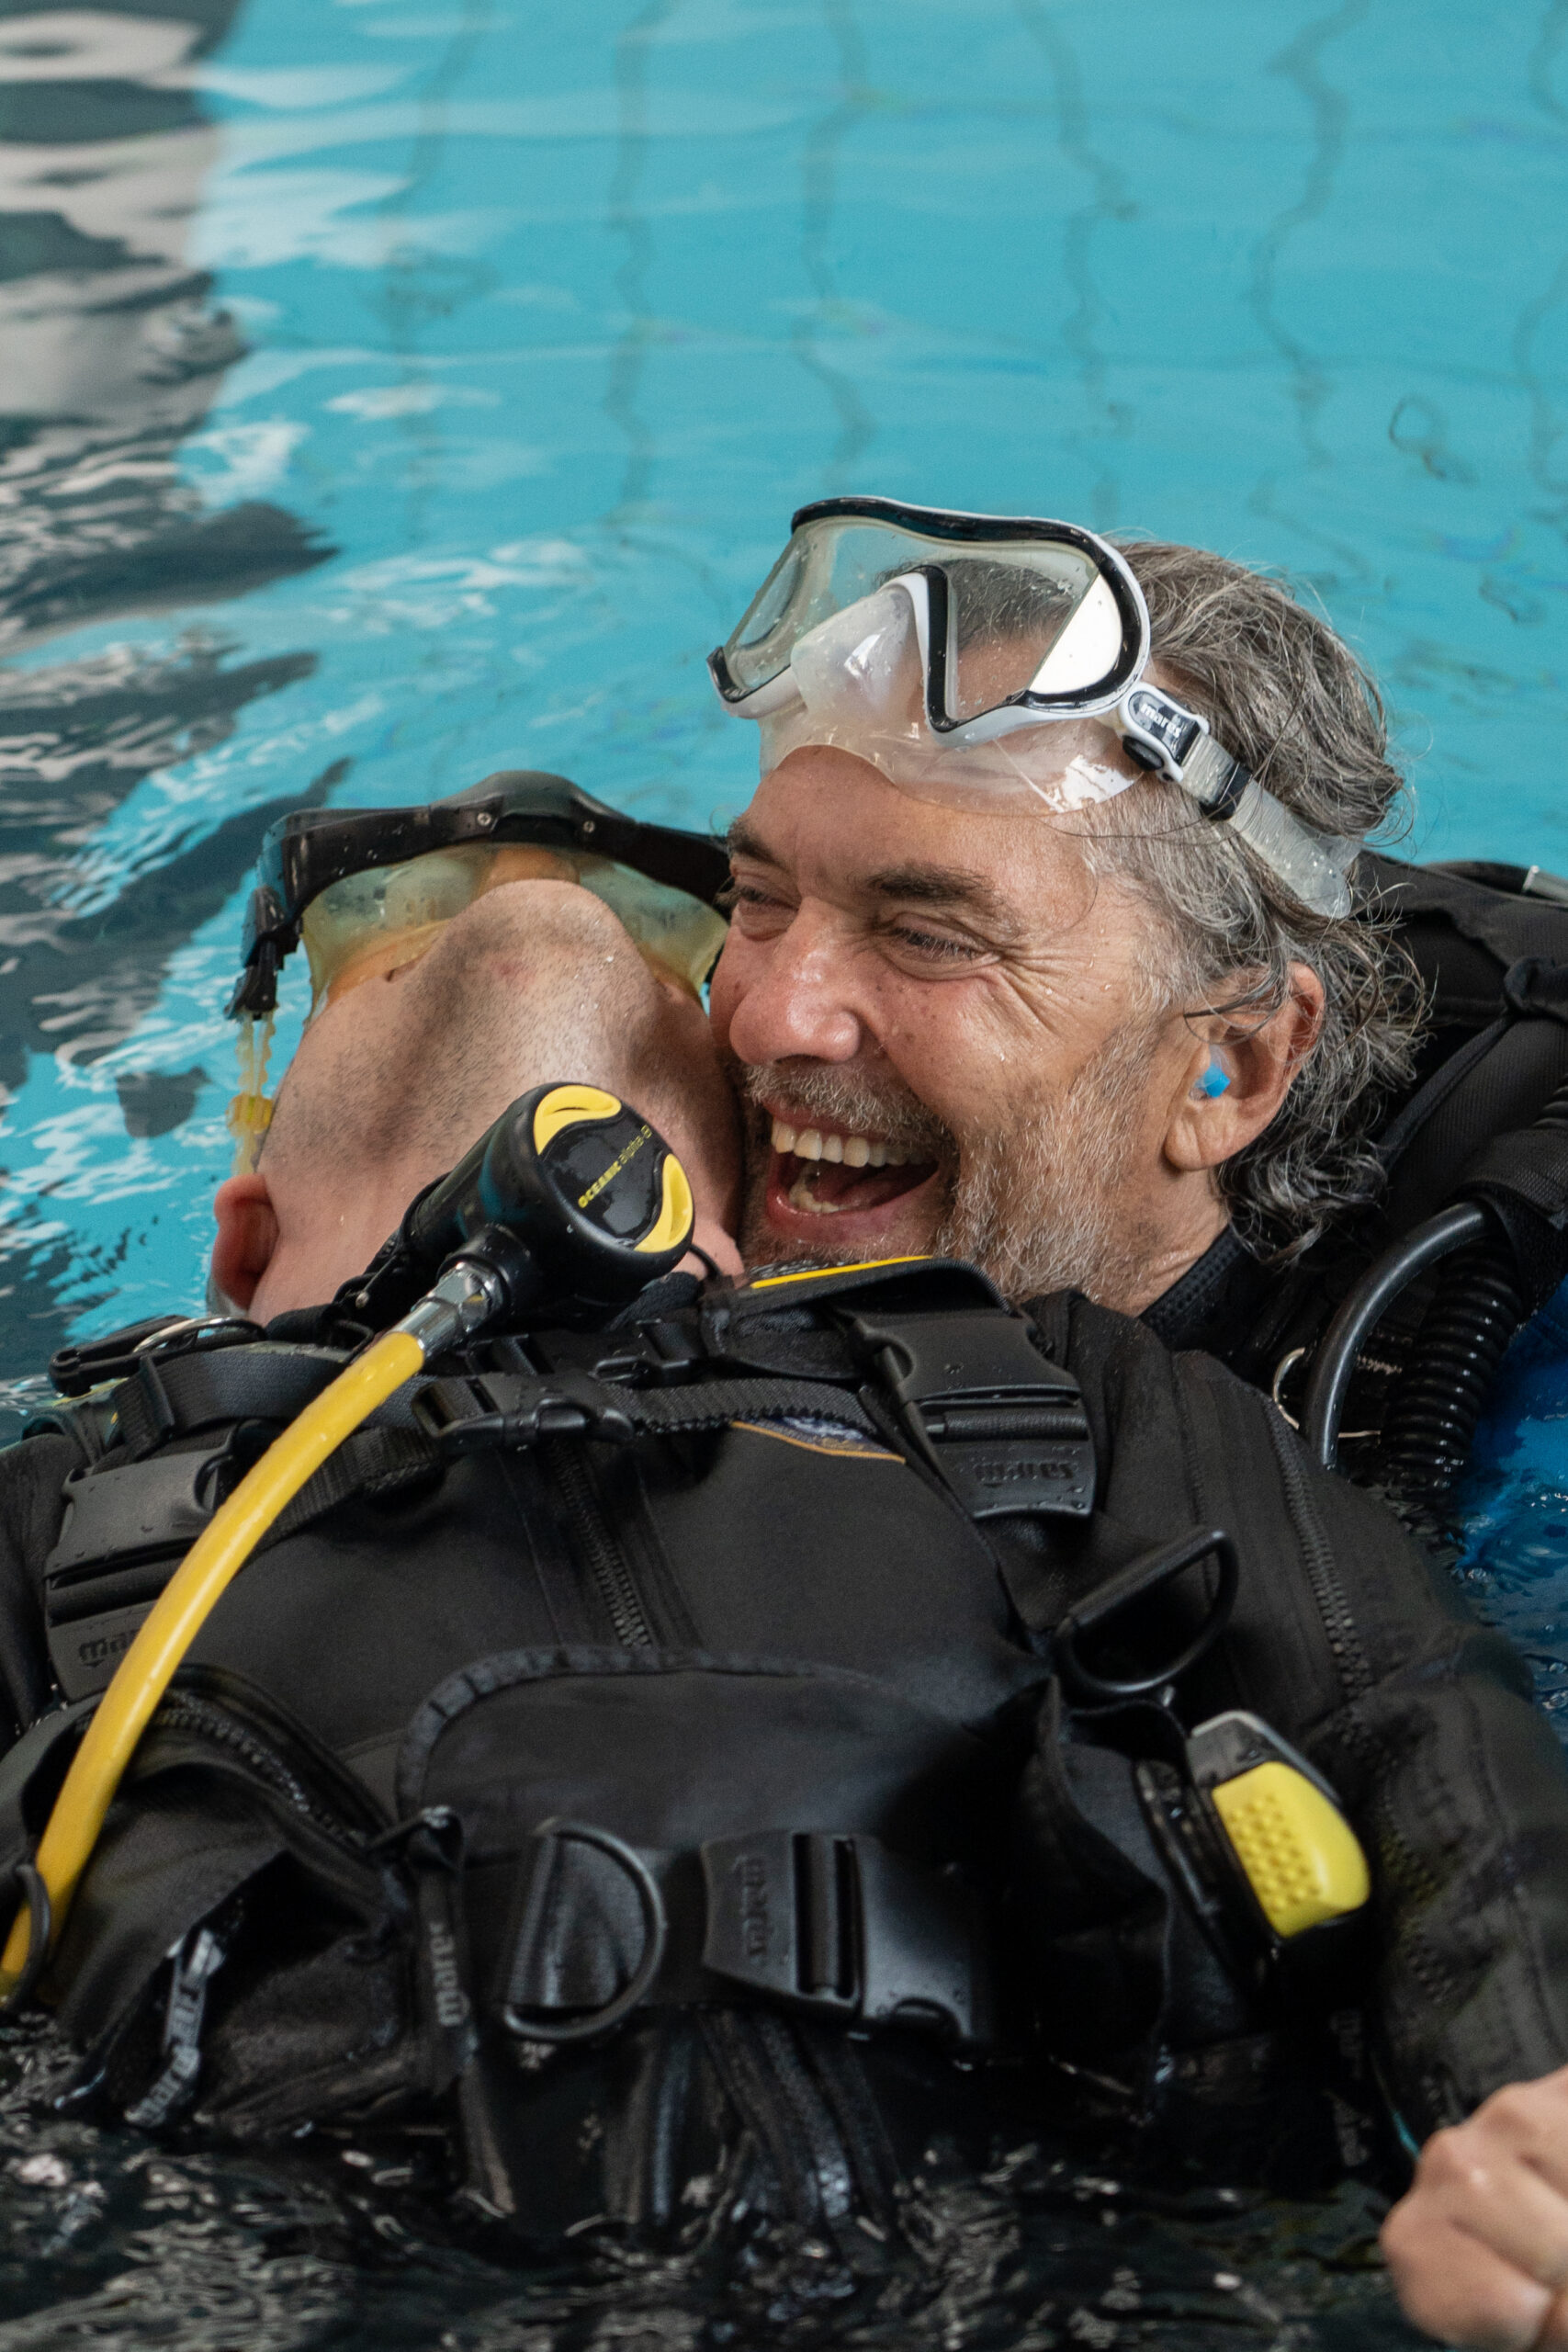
[
  {"xmin": 3, "ymin": 0, "xmax": 1567, "ymax": 1388},
  {"xmin": 1, "ymin": 4, "xmax": 1566, "ymax": 2340}
]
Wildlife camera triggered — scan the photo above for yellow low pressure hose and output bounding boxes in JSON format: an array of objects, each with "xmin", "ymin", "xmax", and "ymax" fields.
[{"xmin": 0, "ymin": 1326, "xmax": 425, "ymax": 1992}]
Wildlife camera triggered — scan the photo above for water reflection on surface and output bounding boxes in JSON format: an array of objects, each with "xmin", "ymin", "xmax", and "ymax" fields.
[
  {"xmin": 0, "ymin": 0, "xmax": 328, "ymax": 1358},
  {"xmin": 0, "ymin": 2019, "xmax": 1419, "ymax": 2352},
  {"xmin": 3, "ymin": 0, "xmax": 1568, "ymax": 1376}
]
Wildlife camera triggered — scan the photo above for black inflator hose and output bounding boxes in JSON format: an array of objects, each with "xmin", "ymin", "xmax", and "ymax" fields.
[
  {"xmin": 1303, "ymin": 1069, "xmax": 1568, "ymax": 1483},
  {"xmin": 1378, "ymin": 1238, "xmax": 1525, "ymax": 1496},
  {"xmin": 1372, "ymin": 1073, "xmax": 1568, "ymax": 1497},
  {"xmin": 1301, "ymin": 1202, "xmax": 1490, "ymax": 1471}
]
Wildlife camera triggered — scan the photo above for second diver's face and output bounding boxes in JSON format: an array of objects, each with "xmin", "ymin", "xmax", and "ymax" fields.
[{"xmin": 708, "ymin": 744, "xmax": 1219, "ymax": 1311}]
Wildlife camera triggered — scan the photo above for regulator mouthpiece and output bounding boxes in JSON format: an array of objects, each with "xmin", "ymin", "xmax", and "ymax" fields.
[{"xmin": 342, "ymin": 1082, "xmax": 695, "ymax": 1339}]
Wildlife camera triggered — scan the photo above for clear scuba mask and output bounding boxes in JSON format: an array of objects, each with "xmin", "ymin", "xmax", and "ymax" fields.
[
  {"xmin": 709, "ymin": 498, "xmax": 1359, "ymax": 921},
  {"xmin": 223, "ymin": 771, "xmax": 731, "ymax": 1173}
]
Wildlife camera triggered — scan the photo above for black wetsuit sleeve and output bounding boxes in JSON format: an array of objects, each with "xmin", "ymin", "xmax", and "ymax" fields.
[
  {"xmin": 0, "ymin": 1432, "xmax": 73, "ymax": 1751},
  {"xmin": 1063, "ymin": 1295, "xmax": 1568, "ymax": 2143}
]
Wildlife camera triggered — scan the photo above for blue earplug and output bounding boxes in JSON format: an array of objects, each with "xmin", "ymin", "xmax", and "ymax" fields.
[{"xmin": 1195, "ymin": 1052, "xmax": 1231, "ymax": 1101}]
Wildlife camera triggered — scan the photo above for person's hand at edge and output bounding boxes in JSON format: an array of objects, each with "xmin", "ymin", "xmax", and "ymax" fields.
[{"xmin": 1382, "ymin": 2066, "xmax": 1568, "ymax": 2347}]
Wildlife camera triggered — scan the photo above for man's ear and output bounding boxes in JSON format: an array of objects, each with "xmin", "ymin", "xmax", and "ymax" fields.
[
  {"xmin": 1163, "ymin": 965, "xmax": 1325, "ymax": 1176},
  {"xmin": 211, "ymin": 1173, "xmax": 280, "ymax": 1312}
]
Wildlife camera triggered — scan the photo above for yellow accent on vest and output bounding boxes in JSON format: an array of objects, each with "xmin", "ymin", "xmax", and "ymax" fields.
[
  {"xmin": 532, "ymin": 1083, "xmax": 622, "ymax": 1153},
  {"xmin": 1210, "ymin": 1760, "xmax": 1371, "ymax": 1939},
  {"xmin": 729, "ymin": 1420, "xmax": 900, "ymax": 1461},
  {"xmin": 750, "ymin": 1254, "xmax": 931, "ymax": 1291}
]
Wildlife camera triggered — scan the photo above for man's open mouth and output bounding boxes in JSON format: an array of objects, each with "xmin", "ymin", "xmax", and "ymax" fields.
[{"xmin": 766, "ymin": 1114, "xmax": 942, "ymax": 1219}]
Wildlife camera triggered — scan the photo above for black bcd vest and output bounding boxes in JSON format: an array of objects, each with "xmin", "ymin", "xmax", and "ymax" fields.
[{"xmin": 1, "ymin": 1260, "xmax": 1385, "ymax": 2225}]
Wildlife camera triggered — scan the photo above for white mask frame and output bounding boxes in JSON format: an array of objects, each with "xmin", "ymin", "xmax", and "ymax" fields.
[{"xmin": 709, "ymin": 497, "xmax": 1358, "ymax": 920}]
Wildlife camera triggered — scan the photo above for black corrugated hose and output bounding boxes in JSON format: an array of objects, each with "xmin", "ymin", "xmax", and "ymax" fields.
[
  {"xmin": 1378, "ymin": 1237, "xmax": 1525, "ymax": 1497},
  {"xmin": 1303, "ymin": 1074, "xmax": 1568, "ymax": 1493}
]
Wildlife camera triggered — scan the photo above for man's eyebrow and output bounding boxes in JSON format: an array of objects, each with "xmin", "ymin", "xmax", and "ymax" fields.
[
  {"xmin": 726, "ymin": 826, "xmax": 1014, "ymax": 926},
  {"xmin": 726, "ymin": 818, "xmax": 777, "ymax": 865},
  {"xmin": 865, "ymin": 864, "xmax": 1011, "ymax": 922}
]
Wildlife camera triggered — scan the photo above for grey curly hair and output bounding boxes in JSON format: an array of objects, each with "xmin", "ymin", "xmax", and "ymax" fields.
[{"xmin": 1084, "ymin": 539, "xmax": 1423, "ymax": 1261}]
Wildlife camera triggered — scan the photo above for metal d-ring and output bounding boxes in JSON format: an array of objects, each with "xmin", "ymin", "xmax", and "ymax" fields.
[
  {"xmin": 1055, "ymin": 1526, "xmax": 1241, "ymax": 1702},
  {"xmin": 500, "ymin": 1818, "xmax": 667, "ymax": 2045},
  {"xmin": 0, "ymin": 1863, "xmax": 52, "ymax": 2018}
]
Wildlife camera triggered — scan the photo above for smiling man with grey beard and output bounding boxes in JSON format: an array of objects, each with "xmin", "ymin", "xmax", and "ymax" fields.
[
  {"xmin": 712, "ymin": 729, "xmax": 1337, "ymax": 1321},
  {"xmin": 702, "ymin": 513, "xmax": 1568, "ymax": 2349},
  {"xmin": 706, "ymin": 530, "xmax": 1416, "ymax": 1325}
]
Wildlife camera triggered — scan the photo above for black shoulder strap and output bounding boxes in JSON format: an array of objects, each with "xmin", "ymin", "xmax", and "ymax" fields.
[{"xmin": 110, "ymin": 1344, "xmax": 351, "ymax": 1457}]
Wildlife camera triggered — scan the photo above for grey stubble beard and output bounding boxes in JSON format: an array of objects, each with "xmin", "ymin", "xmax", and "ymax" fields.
[{"xmin": 728, "ymin": 1023, "xmax": 1158, "ymax": 1307}]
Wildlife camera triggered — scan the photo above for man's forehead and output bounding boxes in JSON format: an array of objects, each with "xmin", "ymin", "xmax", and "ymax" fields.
[{"xmin": 728, "ymin": 758, "xmax": 1092, "ymax": 920}]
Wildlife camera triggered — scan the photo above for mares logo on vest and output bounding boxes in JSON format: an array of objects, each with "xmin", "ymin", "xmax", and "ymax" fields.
[{"xmin": 426, "ymin": 1921, "xmax": 469, "ymax": 2032}]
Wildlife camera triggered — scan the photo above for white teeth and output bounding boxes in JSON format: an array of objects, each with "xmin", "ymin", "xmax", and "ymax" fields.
[
  {"xmin": 772, "ymin": 1120, "xmax": 925, "ymax": 1176},
  {"xmin": 788, "ymin": 1168, "xmax": 846, "ymax": 1215}
]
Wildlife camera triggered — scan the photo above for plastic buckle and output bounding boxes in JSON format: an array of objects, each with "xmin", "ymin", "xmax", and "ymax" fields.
[
  {"xmin": 414, "ymin": 1371, "xmax": 637, "ymax": 1453},
  {"xmin": 1116, "ymin": 684, "xmax": 1210, "ymax": 784},
  {"xmin": 581, "ymin": 1321, "xmax": 705, "ymax": 1389},
  {"xmin": 700, "ymin": 1829, "xmax": 987, "ymax": 2046},
  {"xmin": 843, "ymin": 1307, "xmax": 1096, "ymax": 1519},
  {"xmin": 226, "ymin": 885, "xmax": 296, "ymax": 1021},
  {"xmin": 47, "ymin": 1316, "xmax": 204, "ymax": 1399}
]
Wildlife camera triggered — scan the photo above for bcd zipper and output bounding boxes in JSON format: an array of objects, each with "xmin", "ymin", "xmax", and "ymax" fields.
[{"xmin": 540, "ymin": 1436, "xmax": 655, "ymax": 1648}]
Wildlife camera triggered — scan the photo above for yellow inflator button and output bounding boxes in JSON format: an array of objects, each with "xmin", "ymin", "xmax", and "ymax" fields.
[{"xmin": 1209, "ymin": 1759, "xmax": 1371, "ymax": 1939}]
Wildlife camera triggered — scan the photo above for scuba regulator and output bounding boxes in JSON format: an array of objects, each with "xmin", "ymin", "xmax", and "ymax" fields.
[
  {"xmin": 338, "ymin": 1081, "xmax": 695, "ymax": 1339},
  {"xmin": 2, "ymin": 1084, "xmax": 694, "ymax": 1995}
]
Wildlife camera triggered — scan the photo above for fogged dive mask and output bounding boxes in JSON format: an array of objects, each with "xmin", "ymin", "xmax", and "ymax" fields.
[
  {"xmin": 227, "ymin": 772, "xmax": 731, "ymax": 1025},
  {"xmin": 709, "ymin": 497, "xmax": 1359, "ymax": 920},
  {"xmin": 222, "ymin": 774, "xmax": 731, "ymax": 1171}
]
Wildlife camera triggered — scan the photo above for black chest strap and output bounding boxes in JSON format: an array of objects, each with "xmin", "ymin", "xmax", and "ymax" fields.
[
  {"xmin": 421, "ymin": 1288, "xmax": 1096, "ymax": 1521},
  {"xmin": 415, "ymin": 1369, "xmax": 881, "ymax": 1450}
]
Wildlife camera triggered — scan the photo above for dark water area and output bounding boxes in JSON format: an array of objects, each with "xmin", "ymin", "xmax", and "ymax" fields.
[{"xmin": 0, "ymin": 2018, "xmax": 1418, "ymax": 2352}]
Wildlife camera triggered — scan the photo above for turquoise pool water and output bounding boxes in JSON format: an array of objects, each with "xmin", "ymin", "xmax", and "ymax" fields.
[
  {"xmin": 1, "ymin": 5, "xmax": 1566, "ymax": 2342},
  {"xmin": 3, "ymin": 0, "xmax": 1566, "ymax": 1381}
]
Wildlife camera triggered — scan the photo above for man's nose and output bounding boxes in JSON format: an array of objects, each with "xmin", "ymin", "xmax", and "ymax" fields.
[{"xmin": 724, "ymin": 910, "xmax": 868, "ymax": 1069}]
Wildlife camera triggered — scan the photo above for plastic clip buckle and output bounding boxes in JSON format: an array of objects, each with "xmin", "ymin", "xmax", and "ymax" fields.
[
  {"xmin": 844, "ymin": 1307, "xmax": 1096, "ymax": 1518},
  {"xmin": 415, "ymin": 1371, "xmax": 637, "ymax": 1453},
  {"xmin": 1116, "ymin": 684, "xmax": 1210, "ymax": 783},
  {"xmin": 700, "ymin": 1828, "xmax": 987, "ymax": 2046}
]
